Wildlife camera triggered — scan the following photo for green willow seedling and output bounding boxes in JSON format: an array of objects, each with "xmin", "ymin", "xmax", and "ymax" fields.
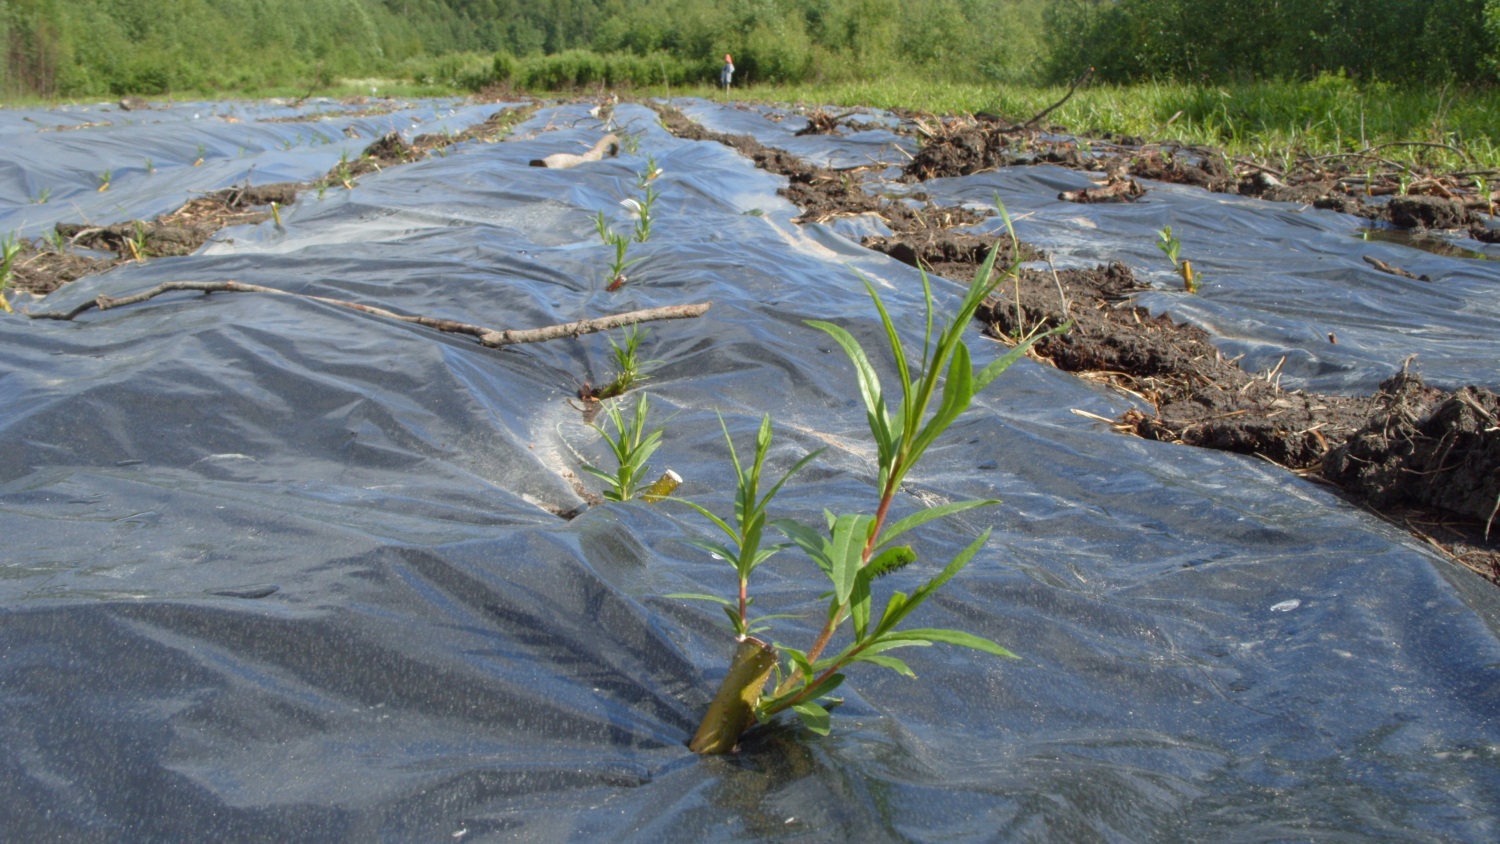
[
  {"xmin": 595, "ymin": 326, "xmax": 656, "ymax": 399},
  {"xmin": 0, "ymin": 233, "xmax": 21, "ymax": 313},
  {"xmin": 582, "ymin": 392, "xmax": 662, "ymax": 502},
  {"xmin": 683, "ymin": 232, "xmax": 1069, "ymax": 753},
  {"xmin": 1156, "ymin": 225, "xmax": 1200, "ymax": 293}
]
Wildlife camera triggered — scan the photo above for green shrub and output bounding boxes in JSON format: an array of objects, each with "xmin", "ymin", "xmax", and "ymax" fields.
[{"xmin": 492, "ymin": 51, "xmax": 518, "ymax": 83}]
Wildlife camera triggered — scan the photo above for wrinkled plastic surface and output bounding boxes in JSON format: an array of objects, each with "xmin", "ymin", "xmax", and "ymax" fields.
[{"xmin": 1, "ymin": 99, "xmax": 1498, "ymax": 842}]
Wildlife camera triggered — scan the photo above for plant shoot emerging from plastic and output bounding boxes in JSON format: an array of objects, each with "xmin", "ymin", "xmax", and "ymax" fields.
[
  {"xmin": 635, "ymin": 155, "xmax": 663, "ymax": 189},
  {"xmin": 603, "ymin": 230, "xmax": 640, "ymax": 290},
  {"xmin": 630, "ymin": 184, "xmax": 660, "ymax": 242},
  {"xmin": 1156, "ymin": 225, "xmax": 1200, "ymax": 293},
  {"xmin": 97, "ymin": 169, "xmax": 112, "ymax": 192},
  {"xmin": 683, "ymin": 220, "xmax": 1070, "ymax": 753},
  {"xmin": 582, "ymin": 392, "xmax": 663, "ymax": 502},
  {"xmin": 126, "ymin": 222, "xmax": 149, "ymax": 261},
  {"xmin": 0, "ymin": 233, "xmax": 22, "ymax": 313},
  {"xmin": 671, "ymin": 416, "xmax": 823, "ymax": 638},
  {"xmin": 596, "ymin": 326, "xmax": 656, "ymax": 399}
]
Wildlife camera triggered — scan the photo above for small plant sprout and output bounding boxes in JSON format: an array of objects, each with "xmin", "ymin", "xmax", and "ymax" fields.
[
  {"xmin": 682, "ymin": 233, "xmax": 1069, "ymax": 753},
  {"xmin": 97, "ymin": 170, "xmax": 112, "ymax": 192},
  {"xmin": 1156, "ymin": 226, "xmax": 1200, "ymax": 293},
  {"xmin": 635, "ymin": 156, "xmax": 663, "ymax": 189},
  {"xmin": 670, "ymin": 416, "xmax": 824, "ymax": 639},
  {"xmin": 595, "ymin": 325, "xmax": 656, "ymax": 399},
  {"xmin": 1156, "ymin": 225, "xmax": 1182, "ymax": 268},
  {"xmin": 31, "ymin": 187, "xmax": 52, "ymax": 204},
  {"xmin": 582, "ymin": 392, "xmax": 663, "ymax": 502},
  {"xmin": 271, "ymin": 202, "xmax": 283, "ymax": 228},
  {"xmin": 0, "ymin": 233, "xmax": 22, "ymax": 313},
  {"xmin": 193, "ymin": 143, "xmax": 206, "ymax": 166},
  {"xmin": 145, "ymin": 158, "xmax": 155, "ymax": 174},
  {"xmin": 42, "ymin": 229, "xmax": 65, "ymax": 252},
  {"xmin": 1474, "ymin": 176, "xmax": 1495, "ymax": 214},
  {"xmin": 126, "ymin": 222, "xmax": 149, "ymax": 261},
  {"xmin": 631, "ymin": 185, "xmax": 661, "ymax": 242},
  {"xmin": 605, "ymin": 232, "xmax": 641, "ymax": 290}
]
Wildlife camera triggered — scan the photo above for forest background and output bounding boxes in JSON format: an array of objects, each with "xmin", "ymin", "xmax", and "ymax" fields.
[{"xmin": 3, "ymin": 0, "xmax": 1498, "ymax": 99}]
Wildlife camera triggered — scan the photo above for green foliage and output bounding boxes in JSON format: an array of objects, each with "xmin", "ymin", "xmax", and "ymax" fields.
[
  {"xmin": 1047, "ymin": 0, "xmax": 1499, "ymax": 85},
  {"xmin": 1156, "ymin": 226, "xmax": 1181, "ymax": 269},
  {"xmin": 674, "ymin": 415, "xmax": 822, "ymax": 638},
  {"xmin": 682, "ymin": 221, "xmax": 1069, "ymax": 743},
  {"xmin": 0, "ymin": 233, "xmax": 21, "ymax": 313},
  {"xmin": 3, "ymin": 1, "xmax": 1495, "ymax": 100},
  {"xmin": 1156, "ymin": 226, "xmax": 1200, "ymax": 293},
  {"xmin": 582, "ymin": 393, "xmax": 663, "ymax": 502},
  {"xmin": 595, "ymin": 326, "xmax": 656, "ymax": 399}
]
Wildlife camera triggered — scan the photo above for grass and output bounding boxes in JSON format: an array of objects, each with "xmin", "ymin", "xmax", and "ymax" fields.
[
  {"xmin": 653, "ymin": 74, "xmax": 1500, "ymax": 174},
  {"xmin": 11, "ymin": 67, "xmax": 1493, "ymax": 173}
]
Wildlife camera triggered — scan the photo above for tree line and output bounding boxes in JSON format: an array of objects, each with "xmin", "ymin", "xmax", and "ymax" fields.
[
  {"xmin": 1049, "ymin": 0, "xmax": 1499, "ymax": 85},
  {"xmin": 2, "ymin": 0, "xmax": 1496, "ymax": 99}
]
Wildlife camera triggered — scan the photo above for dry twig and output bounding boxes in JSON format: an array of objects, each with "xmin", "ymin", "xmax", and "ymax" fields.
[{"xmin": 27, "ymin": 280, "xmax": 711, "ymax": 347}]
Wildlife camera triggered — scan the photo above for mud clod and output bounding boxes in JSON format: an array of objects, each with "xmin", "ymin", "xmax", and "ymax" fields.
[
  {"xmin": 1385, "ymin": 195, "xmax": 1475, "ymax": 230},
  {"xmin": 1325, "ymin": 375, "xmax": 1500, "ymax": 524}
]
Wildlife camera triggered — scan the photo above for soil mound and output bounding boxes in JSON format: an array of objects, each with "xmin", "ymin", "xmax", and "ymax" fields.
[{"xmin": 1325, "ymin": 373, "xmax": 1500, "ymax": 524}]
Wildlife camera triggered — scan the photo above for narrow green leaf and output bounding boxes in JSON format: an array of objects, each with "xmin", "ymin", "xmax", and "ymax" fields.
[
  {"xmin": 878, "ymin": 499, "xmax": 997, "ymax": 546},
  {"xmin": 906, "ymin": 340, "xmax": 974, "ymax": 465},
  {"xmin": 875, "ymin": 590, "xmax": 909, "ymax": 636},
  {"xmin": 885, "ymin": 628, "xmax": 1019, "ymax": 659},
  {"xmin": 675, "ymin": 499, "xmax": 738, "ymax": 543},
  {"xmin": 661, "ymin": 592, "xmax": 734, "ymax": 606},
  {"xmin": 793, "ymin": 701, "xmax": 831, "ymax": 735},
  {"xmin": 828, "ymin": 514, "xmax": 871, "ymax": 606},
  {"xmin": 878, "ymin": 529, "xmax": 992, "ymax": 634},
  {"xmin": 911, "ymin": 528, "xmax": 991, "ymax": 604},
  {"xmin": 850, "ymin": 570, "xmax": 872, "ymax": 641},
  {"xmin": 801, "ymin": 671, "xmax": 845, "ymax": 702},
  {"xmin": 772, "ymin": 518, "xmax": 832, "ymax": 575},
  {"xmin": 780, "ymin": 646, "xmax": 813, "ymax": 681},
  {"xmin": 761, "ymin": 447, "xmax": 825, "ymax": 504},
  {"xmin": 681, "ymin": 537, "xmax": 738, "ymax": 565},
  {"xmin": 721, "ymin": 604, "xmax": 745, "ymax": 633},
  {"xmin": 854, "ymin": 653, "xmax": 917, "ymax": 678},
  {"xmin": 856, "ymin": 272, "xmax": 913, "ymax": 397},
  {"xmin": 975, "ymin": 321, "xmax": 1072, "ymax": 391},
  {"xmin": 807, "ymin": 319, "xmax": 893, "ymax": 447}
]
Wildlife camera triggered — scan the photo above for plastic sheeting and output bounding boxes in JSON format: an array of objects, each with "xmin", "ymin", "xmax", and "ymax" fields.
[{"xmin": 1, "ymin": 98, "xmax": 1498, "ymax": 842}]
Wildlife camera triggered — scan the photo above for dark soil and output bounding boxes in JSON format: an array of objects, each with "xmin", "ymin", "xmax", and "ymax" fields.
[
  {"xmin": 12, "ymin": 106, "xmax": 536, "ymax": 299},
  {"xmin": 652, "ymin": 103, "xmax": 986, "ymax": 233},
  {"xmin": 16, "ymin": 98, "xmax": 1498, "ymax": 579},
  {"xmin": 650, "ymin": 106, "xmax": 1499, "ymax": 581},
  {"xmin": 47, "ymin": 182, "xmax": 303, "ymax": 268},
  {"xmin": 872, "ymin": 232, "xmax": 1499, "ymax": 582},
  {"xmin": 904, "ymin": 119, "xmax": 1500, "ymax": 243},
  {"xmin": 9, "ymin": 248, "xmax": 115, "ymax": 296}
]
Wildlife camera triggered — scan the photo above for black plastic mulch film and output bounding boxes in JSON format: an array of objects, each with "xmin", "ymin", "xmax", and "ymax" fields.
[{"xmin": 1, "ymin": 97, "xmax": 1497, "ymax": 842}]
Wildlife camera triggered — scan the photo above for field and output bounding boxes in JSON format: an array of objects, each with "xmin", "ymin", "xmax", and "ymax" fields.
[{"xmin": 1, "ymin": 92, "xmax": 1498, "ymax": 838}]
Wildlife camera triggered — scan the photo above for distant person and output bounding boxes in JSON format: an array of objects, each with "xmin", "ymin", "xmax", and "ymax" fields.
[{"xmin": 721, "ymin": 54, "xmax": 734, "ymax": 92}]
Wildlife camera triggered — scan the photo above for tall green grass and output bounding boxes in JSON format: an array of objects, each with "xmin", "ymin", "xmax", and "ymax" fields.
[{"xmin": 717, "ymin": 74, "xmax": 1500, "ymax": 173}]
